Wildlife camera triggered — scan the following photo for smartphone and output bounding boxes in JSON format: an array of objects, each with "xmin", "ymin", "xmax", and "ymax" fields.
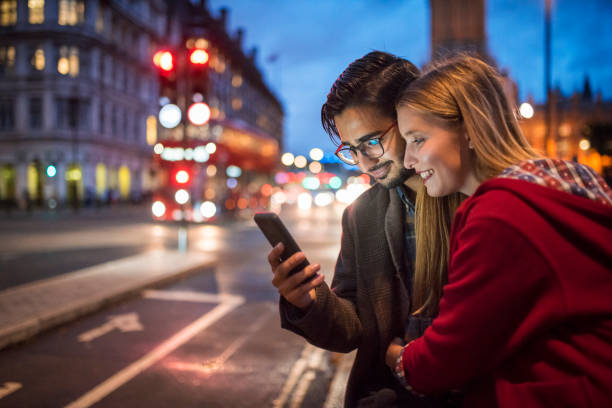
[{"xmin": 254, "ymin": 212, "xmax": 313, "ymax": 282}]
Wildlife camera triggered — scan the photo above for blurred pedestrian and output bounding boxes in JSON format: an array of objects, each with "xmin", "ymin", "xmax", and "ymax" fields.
[
  {"xmin": 386, "ymin": 55, "xmax": 612, "ymax": 407},
  {"xmin": 268, "ymin": 51, "xmax": 461, "ymax": 407}
]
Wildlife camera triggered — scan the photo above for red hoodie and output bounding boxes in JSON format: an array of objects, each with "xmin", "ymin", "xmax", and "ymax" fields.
[{"xmin": 402, "ymin": 159, "xmax": 612, "ymax": 407}]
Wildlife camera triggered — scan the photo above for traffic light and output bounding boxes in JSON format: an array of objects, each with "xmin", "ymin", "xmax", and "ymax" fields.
[
  {"xmin": 186, "ymin": 42, "xmax": 210, "ymax": 126},
  {"xmin": 189, "ymin": 48, "xmax": 209, "ymax": 65},
  {"xmin": 153, "ymin": 50, "xmax": 175, "ymax": 73},
  {"xmin": 153, "ymin": 50, "xmax": 177, "ymax": 106}
]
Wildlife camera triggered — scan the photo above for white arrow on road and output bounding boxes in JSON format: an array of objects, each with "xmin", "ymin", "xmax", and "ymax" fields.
[{"xmin": 78, "ymin": 312, "xmax": 143, "ymax": 343}]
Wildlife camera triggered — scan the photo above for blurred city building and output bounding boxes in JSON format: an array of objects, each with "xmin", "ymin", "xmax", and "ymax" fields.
[
  {"xmin": 0, "ymin": 0, "xmax": 283, "ymax": 214},
  {"xmin": 149, "ymin": 0, "xmax": 284, "ymax": 222},
  {"xmin": 519, "ymin": 81, "xmax": 612, "ymax": 178},
  {"xmin": 0, "ymin": 0, "xmax": 169, "ymax": 210}
]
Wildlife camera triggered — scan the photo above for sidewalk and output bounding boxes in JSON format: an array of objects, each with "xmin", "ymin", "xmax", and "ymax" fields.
[{"xmin": 0, "ymin": 249, "xmax": 216, "ymax": 350}]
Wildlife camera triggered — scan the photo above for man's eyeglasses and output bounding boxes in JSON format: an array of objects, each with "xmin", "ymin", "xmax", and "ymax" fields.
[{"xmin": 335, "ymin": 122, "xmax": 396, "ymax": 165}]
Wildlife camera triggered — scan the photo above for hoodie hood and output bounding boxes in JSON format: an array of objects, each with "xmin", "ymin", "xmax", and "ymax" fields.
[{"xmin": 467, "ymin": 160, "xmax": 612, "ymax": 271}]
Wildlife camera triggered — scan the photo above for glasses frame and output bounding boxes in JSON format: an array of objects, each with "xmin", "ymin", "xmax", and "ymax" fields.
[{"xmin": 334, "ymin": 121, "xmax": 396, "ymax": 165}]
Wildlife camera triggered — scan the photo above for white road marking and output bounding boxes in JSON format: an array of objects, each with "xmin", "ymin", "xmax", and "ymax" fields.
[
  {"xmin": 203, "ymin": 306, "xmax": 274, "ymax": 368},
  {"xmin": 290, "ymin": 370, "xmax": 316, "ymax": 408},
  {"xmin": 78, "ymin": 313, "xmax": 143, "ymax": 343},
  {"xmin": 273, "ymin": 344, "xmax": 327, "ymax": 408},
  {"xmin": 142, "ymin": 289, "xmax": 243, "ymax": 305},
  {"xmin": 0, "ymin": 382, "xmax": 22, "ymax": 399},
  {"xmin": 64, "ymin": 292, "xmax": 245, "ymax": 408}
]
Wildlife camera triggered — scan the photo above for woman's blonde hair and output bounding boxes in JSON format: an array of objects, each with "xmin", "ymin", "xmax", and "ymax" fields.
[{"xmin": 399, "ymin": 55, "xmax": 540, "ymax": 316}]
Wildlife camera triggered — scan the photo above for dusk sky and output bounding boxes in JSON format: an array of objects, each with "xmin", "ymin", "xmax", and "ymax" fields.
[{"xmin": 208, "ymin": 0, "xmax": 612, "ymax": 156}]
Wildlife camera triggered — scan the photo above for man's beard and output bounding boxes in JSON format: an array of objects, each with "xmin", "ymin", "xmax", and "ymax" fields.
[{"xmin": 380, "ymin": 166, "xmax": 415, "ymax": 189}]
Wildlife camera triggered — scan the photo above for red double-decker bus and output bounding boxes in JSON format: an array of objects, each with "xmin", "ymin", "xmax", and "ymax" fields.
[{"xmin": 150, "ymin": 119, "xmax": 280, "ymax": 223}]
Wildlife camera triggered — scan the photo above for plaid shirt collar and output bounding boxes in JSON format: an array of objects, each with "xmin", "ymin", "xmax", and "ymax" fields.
[{"xmin": 499, "ymin": 158, "xmax": 612, "ymax": 207}]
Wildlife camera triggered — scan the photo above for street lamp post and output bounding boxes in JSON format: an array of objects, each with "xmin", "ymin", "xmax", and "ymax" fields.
[{"xmin": 544, "ymin": 0, "xmax": 552, "ymax": 156}]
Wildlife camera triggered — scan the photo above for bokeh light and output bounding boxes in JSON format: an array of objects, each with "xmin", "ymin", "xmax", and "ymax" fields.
[
  {"xmin": 281, "ymin": 152, "xmax": 295, "ymax": 166},
  {"xmin": 294, "ymin": 155, "xmax": 307, "ymax": 168}
]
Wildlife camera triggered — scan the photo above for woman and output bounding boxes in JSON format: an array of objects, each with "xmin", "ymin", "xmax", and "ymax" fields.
[{"xmin": 385, "ymin": 55, "xmax": 612, "ymax": 407}]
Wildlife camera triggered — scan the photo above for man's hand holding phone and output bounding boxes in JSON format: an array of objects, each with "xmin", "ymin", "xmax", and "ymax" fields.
[{"xmin": 268, "ymin": 242, "xmax": 325, "ymax": 310}]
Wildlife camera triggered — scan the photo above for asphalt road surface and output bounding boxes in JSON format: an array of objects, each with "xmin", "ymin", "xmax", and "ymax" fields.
[{"xmin": 0, "ymin": 204, "xmax": 346, "ymax": 407}]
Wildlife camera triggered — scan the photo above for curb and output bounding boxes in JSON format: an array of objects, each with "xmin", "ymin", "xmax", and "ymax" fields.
[{"xmin": 0, "ymin": 250, "xmax": 217, "ymax": 350}]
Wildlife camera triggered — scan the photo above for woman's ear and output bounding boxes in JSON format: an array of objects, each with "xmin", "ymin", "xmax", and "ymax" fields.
[{"xmin": 464, "ymin": 130, "xmax": 474, "ymax": 150}]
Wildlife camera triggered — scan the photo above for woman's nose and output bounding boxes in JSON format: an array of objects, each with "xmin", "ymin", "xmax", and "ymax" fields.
[{"xmin": 403, "ymin": 145, "xmax": 417, "ymax": 170}]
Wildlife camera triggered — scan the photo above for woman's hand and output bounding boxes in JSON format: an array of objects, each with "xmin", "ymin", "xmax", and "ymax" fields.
[
  {"xmin": 268, "ymin": 243, "xmax": 325, "ymax": 310},
  {"xmin": 385, "ymin": 337, "xmax": 405, "ymax": 369}
]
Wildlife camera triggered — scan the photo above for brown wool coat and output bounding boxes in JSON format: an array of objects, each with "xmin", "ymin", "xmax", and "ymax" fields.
[{"xmin": 280, "ymin": 183, "xmax": 412, "ymax": 407}]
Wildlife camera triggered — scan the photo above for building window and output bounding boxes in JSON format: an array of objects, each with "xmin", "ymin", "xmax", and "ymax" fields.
[
  {"xmin": 0, "ymin": 45, "xmax": 15, "ymax": 75},
  {"xmin": 58, "ymin": 0, "xmax": 84, "ymax": 26},
  {"xmin": 56, "ymin": 97, "xmax": 80, "ymax": 129},
  {"xmin": 30, "ymin": 46, "xmax": 45, "ymax": 71},
  {"xmin": 95, "ymin": 4, "xmax": 104, "ymax": 33},
  {"xmin": 28, "ymin": 0, "xmax": 44, "ymax": 24},
  {"xmin": 57, "ymin": 45, "xmax": 79, "ymax": 77},
  {"xmin": 232, "ymin": 98, "xmax": 243, "ymax": 111},
  {"xmin": 29, "ymin": 98, "xmax": 43, "ymax": 129},
  {"xmin": 111, "ymin": 105, "xmax": 118, "ymax": 135},
  {"xmin": 98, "ymin": 104, "xmax": 105, "ymax": 134},
  {"xmin": 0, "ymin": 0, "xmax": 16, "ymax": 26},
  {"xmin": 0, "ymin": 98, "xmax": 14, "ymax": 130},
  {"xmin": 231, "ymin": 74, "xmax": 243, "ymax": 88}
]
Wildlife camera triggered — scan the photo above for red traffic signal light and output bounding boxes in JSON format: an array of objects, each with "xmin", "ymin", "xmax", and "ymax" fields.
[
  {"xmin": 153, "ymin": 50, "xmax": 174, "ymax": 72},
  {"xmin": 189, "ymin": 49, "xmax": 209, "ymax": 65}
]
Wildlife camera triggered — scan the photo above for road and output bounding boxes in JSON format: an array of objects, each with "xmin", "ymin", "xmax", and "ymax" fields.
[{"xmin": 0, "ymin": 205, "xmax": 348, "ymax": 407}]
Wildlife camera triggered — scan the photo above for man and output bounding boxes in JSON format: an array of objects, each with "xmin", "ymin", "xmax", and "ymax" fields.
[{"xmin": 268, "ymin": 51, "xmax": 426, "ymax": 407}]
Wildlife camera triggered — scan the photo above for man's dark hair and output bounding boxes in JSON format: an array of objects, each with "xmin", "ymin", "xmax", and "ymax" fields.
[{"xmin": 321, "ymin": 51, "xmax": 420, "ymax": 143}]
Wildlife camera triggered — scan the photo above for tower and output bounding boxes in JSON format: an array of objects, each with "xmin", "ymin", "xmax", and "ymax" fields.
[{"xmin": 430, "ymin": 0, "xmax": 491, "ymax": 62}]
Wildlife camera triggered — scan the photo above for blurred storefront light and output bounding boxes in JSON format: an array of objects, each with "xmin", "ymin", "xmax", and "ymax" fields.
[
  {"xmin": 294, "ymin": 155, "xmax": 307, "ymax": 168},
  {"xmin": 275, "ymin": 172, "xmax": 289, "ymax": 184},
  {"xmin": 226, "ymin": 165, "xmax": 242, "ymax": 178},
  {"xmin": 329, "ymin": 176, "xmax": 342, "ymax": 189},
  {"xmin": 302, "ymin": 176, "xmax": 320, "ymax": 190},
  {"xmin": 297, "ymin": 192, "xmax": 312, "ymax": 210},
  {"xmin": 519, "ymin": 102, "xmax": 534, "ymax": 119},
  {"xmin": 309, "ymin": 148, "xmax": 324, "ymax": 161},
  {"xmin": 281, "ymin": 152, "xmax": 295, "ymax": 166},
  {"xmin": 314, "ymin": 192, "xmax": 334, "ymax": 207},
  {"xmin": 579, "ymin": 139, "xmax": 591, "ymax": 151},
  {"xmin": 206, "ymin": 164, "xmax": 217, "ymax": 177},
  {"xmin": 159, "ymin": 104, "xmax": 182, "ymax": 129},
  {"xmin": 226, "ymin": 178, "xmax": 238, "ymax": 189},
  {"xmin": 308, "ymin": 161, "xmax": 322, "ymax": 174}
]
